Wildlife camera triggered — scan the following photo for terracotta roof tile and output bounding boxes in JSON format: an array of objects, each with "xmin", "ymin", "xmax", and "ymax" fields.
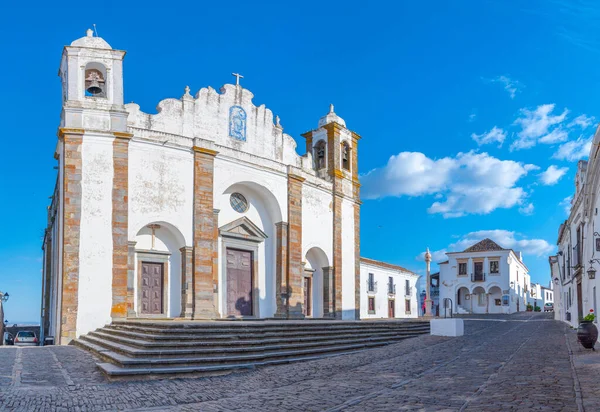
[
  {"xmin": 463, "ymin": 238, "xmax": 507, "ymax": 253},
  {"xmin": 360, "ymin": 257, "xmax": 416, "ymax": 275}
]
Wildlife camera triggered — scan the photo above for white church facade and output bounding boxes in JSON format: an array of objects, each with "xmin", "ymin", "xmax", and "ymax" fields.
[{"xmin": 40, "ymin": 30, "xmax": 418, "ymax": 345}]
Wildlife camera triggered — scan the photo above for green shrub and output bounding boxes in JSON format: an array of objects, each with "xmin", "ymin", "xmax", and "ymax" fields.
[
  {"xmin": 534, "ymin": 306, "xmax": 541, "ymax": 312},
  {"xmin": 526, "ymin": 304, "xmax": 533, "ymax": 311}
]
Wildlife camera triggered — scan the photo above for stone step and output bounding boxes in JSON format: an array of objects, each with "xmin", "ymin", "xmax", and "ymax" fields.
[
  {"xmin": 95, "ymin": 347, "xmax": 368, "ymax": 378},
  {"xmin": 87, "ymin": 338, "xmax": 402, "ymax": 376},
  {"xmin": 101, "ymin": 325, "xmax": 429, "ymax": 344},
  {"xmin": 80, "ymin": 331, "xmax": 417, "ymax": 358},
  {"xmin": 107, "ymin": 323, "xmax": 430, "ymax": 337}
]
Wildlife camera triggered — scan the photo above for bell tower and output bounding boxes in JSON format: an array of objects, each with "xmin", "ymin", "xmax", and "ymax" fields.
[
  {"xmin": 302, "ymin": 105, "xmax": 362, "ymax": 319},
  {"xmin": 59, "ymin": 28, "xmax": 127, "ymax": 132}
]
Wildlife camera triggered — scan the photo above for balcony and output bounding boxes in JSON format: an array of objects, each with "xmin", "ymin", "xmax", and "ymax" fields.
[
  {"xmin": 366, "ymin": 280, "xmax": 377, "ymax": 294},
  {"xmin": 471, "ymin": 272, "xmax": 486, "ymax": 282},
  {"xmin": 387, "ymin": 283, "xmax": 396, "ymax": 296}
]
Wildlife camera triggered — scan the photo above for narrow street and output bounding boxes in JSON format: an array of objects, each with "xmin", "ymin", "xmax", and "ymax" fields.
[{"xmin": 0, "ymin": 313, "xmax": 596, "ymax": 411}]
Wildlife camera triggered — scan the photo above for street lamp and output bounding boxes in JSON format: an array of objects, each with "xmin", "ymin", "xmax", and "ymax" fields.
[
  {"xmin": 553, "ymin": 277, "xmax": 559, "ymax": 285},
  {"xmin": 588, "ymin": 267, "xmax": 597, "ymax": 280},
  {"xmin": 0, "ymin": 292, "xmax": 8, "ymax": 303}
]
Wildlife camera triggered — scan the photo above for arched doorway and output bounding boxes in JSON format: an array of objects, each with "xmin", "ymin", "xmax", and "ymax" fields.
[
  {"xmin": 304, "ymin": 247, "xmax": 330, "ymax": 318},
  {"xmin": 218, "ymin": 181, "xmax": 283, "ymax": 318},
  {"xmin": 456, "ymin": 286, "xmax": 470, "ymax": 313},
  {"xmin": 472, "ymin": 286, "xmax": 487, "ymax": 314},
  {"xmin": 133, "ymin": 222, "xmax": 186, "ymax": 318},
  {"xmin": 488, "ymin": 286, "xmax": 502, "ymax": 314}
]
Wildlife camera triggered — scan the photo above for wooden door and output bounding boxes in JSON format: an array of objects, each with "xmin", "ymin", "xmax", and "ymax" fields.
[
  {"xmin": 141, "ymin": 262, "xmax": 163, "ymax": 314},
  {"xmin": 303, "ymin": 277, "xmax": 312, "ymax": 316},
  {"xmin": 474, "ymin": 262, "xmax": 483, "ymax": 280},
  {"xmin": 226, "ymin": 249, "xmax": 253, "ymax": 316},
  {"xmin": 388, "ymin": 299, "xmax": 395, "ymax": 318}
]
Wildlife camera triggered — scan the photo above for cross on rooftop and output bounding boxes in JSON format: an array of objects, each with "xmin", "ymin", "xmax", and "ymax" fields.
[{"xmin": 232, "ymin": 73, "xmax": 244, "ymax": 86}]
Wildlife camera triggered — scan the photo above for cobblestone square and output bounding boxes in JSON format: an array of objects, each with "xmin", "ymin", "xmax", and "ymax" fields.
[{"xmin": 1, "ymin": 313, "xmax": 597, "ymax": 411}]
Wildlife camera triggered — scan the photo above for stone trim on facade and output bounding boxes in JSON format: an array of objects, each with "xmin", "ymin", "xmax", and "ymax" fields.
[
  {"xmin": 192, "ymin": 147, "xmax": 219, "ymax": 319},
  {"xmin": 111, "ymin": 133, "xmax": 131, "ymax": 320},
  {"xmin": 275, "ymin": 221, "xmax": 289, "ymax": 317},
  {"xmin": 127, "ymin": 241, "xmax": 136, "ymax": 317},
  {"xmin": 180, "ymin": 246, "xmax": 194, "ymax": 319},
  {"xmin": 59, "ymin": 129, "xmax": 84, "ymax": 344},
  {"xmin": 287, "ymin": 174, "xmax": 304, "ymax": 318}
]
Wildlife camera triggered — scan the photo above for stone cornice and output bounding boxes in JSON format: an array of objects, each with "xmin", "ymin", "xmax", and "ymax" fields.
[
  {"xmin": 58, "ymin": 128, "xmax": 85, "ymax": 139},
  {"xmin": 113, "ymin": 131, "xmax": 133, "ymax": 140},
  {"xmin": 192, "ymin": 146, "xmax": 218, "ymax": 156},
  {"xmin": 288, "ymin": 173, "xmax": 306, "ymax": 183}
]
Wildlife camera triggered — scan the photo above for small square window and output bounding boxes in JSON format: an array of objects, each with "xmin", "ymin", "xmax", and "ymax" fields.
[
  {"xmin": 368, "ymin": 297, "xmax": 375, "ymax": 314},
  {"xmin": 458, "ymin": 263, "xmax": 467, "ymax": 275}
]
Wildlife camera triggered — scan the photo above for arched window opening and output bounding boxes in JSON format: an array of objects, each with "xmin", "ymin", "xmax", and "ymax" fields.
[
  {"xmin": 84, "ymin": 62, "xmax": 107, "ymax": 98},
  {"xmin": 314, "ymin": 140, "xmax": 326, "ymax": 170},
  {"xmin": 341, "ymin": 141, "xmax": 350, "ymax": 171}
]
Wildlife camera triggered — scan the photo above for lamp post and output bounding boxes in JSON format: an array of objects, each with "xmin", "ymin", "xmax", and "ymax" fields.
[{"xmin": 0, "ymin": 291, "xmax": 9, "ymax": 346}]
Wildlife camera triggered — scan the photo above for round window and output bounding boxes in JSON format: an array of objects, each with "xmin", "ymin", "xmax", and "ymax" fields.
[{"xmin": 230, "ymin": 193, "xmax": 249, "ymax": 213}]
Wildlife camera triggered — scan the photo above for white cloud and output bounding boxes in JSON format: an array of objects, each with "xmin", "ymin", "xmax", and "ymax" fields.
[
  {"xmin": 538, "ymin": 165, "xmax": 569, "ymax": 185},
  {"xmin": 491, "ymin": 75, "xmax": 521, "ymax": 99},
  {"xmin": 568, "ymin": 114, "xmax": 595, "ymax": 129},
  {"xmin": 511, "ymin": 104, "xmax": 569, "ymax": 150},
  {"xmin": 468, "ymin": 112, "xmax": 477, "ymax": 122},
  {"xmin": 418, "ymin": 230, "xmax": 555, "ymax": 264},
  {"xmin": 471, "ymin": 126, "xmax": 507, "ymax": 146},
  {"xmin": 538, "ymin": 128, "xmax": 569, "ymax": 144},
  {"xmin": 552, "ymin": 136, "xmax": 592, "ymax": 161},
  {"xmin": 519, "ymin": 203, "xmax": 535, "ymax": 215},
  {"xmin": 362, "ymin": 150, "xmax": 537, "ymax": 218},
  {"xmin": 559, "ymin": 196, "xmax": 572, "ymax": 215}
]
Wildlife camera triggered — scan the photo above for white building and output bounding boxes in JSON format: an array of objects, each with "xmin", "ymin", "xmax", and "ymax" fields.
[
  {"xmin": 551, "ymin": 145, "xmax": 600, "ymax": 330},
  {"xmin": 40, "ymin": 30, "xmax": 418, "ymax": 345},
  {"xmin": 439, "ymin": 239, "xmax": 530, "ymax": 315},
  {"xmin": 528, "ymin": 283, "xmax": 553, "ymax": 310},
  {"xmin": 359, "ymin": 258, "xmax": 419, "ymax": 319}
]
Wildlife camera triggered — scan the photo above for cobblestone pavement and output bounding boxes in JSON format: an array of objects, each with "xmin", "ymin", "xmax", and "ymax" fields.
[{"xmin": 0, "ymin": 312, "xmax": 591, "ymax": 411}]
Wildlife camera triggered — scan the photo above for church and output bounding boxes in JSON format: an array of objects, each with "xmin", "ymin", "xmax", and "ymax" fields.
[{"xmin": 40, "ymin": 30, "xmax": 419, "ymax": 345}]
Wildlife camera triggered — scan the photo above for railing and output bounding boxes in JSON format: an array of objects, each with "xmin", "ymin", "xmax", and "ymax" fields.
[
  {"xmin": 366, "ymin": 280, "xmax": 378, "ymax": 293},
  {"xmin": 405, "ymin": 287, "xmax": 412, "ymax": 296},
  {"xmin": 387, "ymin": 284, "xmax": 396, "ymax": 295},
  {"xmin": 471, "ymin": 272, "xmax": 486, "ymax": 282}
]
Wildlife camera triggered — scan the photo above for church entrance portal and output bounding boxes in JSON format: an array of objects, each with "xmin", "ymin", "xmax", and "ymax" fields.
[
  {"xmin": 141, "ymin": 262, "xmax": 164, "ymax": 315},
  {"xmin": 226, "ymin": 248, "xmax": 253, "ymax": 316}
]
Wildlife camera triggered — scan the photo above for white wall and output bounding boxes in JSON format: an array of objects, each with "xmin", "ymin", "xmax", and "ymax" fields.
[
  {"xmin": 360, "ymin": 262, "xmax": 418, "ymax": 319},
  {"xmin": 341, "ymin": 199, "xmax": 356, "ymax": 320},
  {"xmin": 76, "ymin": 133, "xmax": 114, "ymax": 336},
  {"xmin": 128, "ymin": 141, "xmax": 194, "ymax": 245}
]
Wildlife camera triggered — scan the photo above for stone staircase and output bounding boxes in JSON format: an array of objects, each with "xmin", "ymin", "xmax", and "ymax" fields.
[{"xmin": 73, "ymin": 319, "xmax": 430, "ymax": 379}]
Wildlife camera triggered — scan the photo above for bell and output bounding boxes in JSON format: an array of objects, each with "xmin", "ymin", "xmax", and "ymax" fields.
[{"xmin": 86, "ymin": 79, "xmax": 103, "ymax": 96}]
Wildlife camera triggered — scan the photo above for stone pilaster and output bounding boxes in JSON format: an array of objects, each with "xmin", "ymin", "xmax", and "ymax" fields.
[
  {"xmin": 351, "ymin": 132, "xmax": 361, "ymax": 320},
  {"xmin": 322, "ymin": 266, "xmax": 335, "ymax": 317},
  {"xmin": 275, "ymin": 221, "xmax": 289, "ymax": 317},
  {"xmin": 212, "ymin": 209, "xmax": 220, "ymax": 318},
  {"xmin": 180, "ymin": 246, "xmax": 194, "ymax": 319},
  {"xmin": 111, "ymin": 132, "xmax": 132, "ymax": 320},
  {"xmin": 287, "ymin": 174, "xmax": 305, "ymax": 318},
  {"xmin": 332, "ymin": 194, "xmax": 343, "ymax": 319},
  {"xmin": 127, "ymin": 241, "xmax": 136, "ymax": 317},
  {"xmin": 192, "ymin": 146, "xmax": 218, "ymax": 319},
  {"xmin": 59, "ymin": 128, "xmax": 84, "ymax": 344}
]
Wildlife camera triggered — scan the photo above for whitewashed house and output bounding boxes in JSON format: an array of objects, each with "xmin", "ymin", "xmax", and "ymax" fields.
[
  {"xmin": 360, "ymin": 258, "xmax": 419, "ymax": 319},
  {"xmin": 552, "ymin": 161, "xmax": 588, "ymax": 328},
  {"xmin": 439, "ymin": 239, "xmax": 530, "ymax": 315}
]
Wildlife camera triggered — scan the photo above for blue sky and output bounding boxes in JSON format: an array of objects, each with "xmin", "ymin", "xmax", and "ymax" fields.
[{"xmin": 1, "ymin": 0, "xmax": 598, "ymax": 322}]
